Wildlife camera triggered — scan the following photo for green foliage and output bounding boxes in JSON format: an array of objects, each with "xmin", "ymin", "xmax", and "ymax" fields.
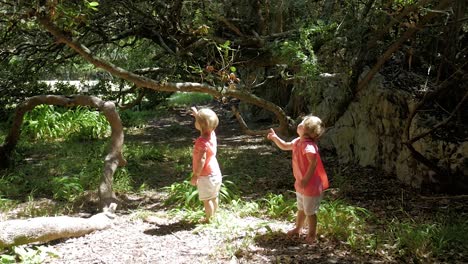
[
  {"xmin": 393, "ymin": 0, "xmax": 416, "ymax": 5},
  {"xmin": 0, "ymin": 80, "xmax": 50, "ymax": 121},
  {"xmin": 388, "ymin": 220, "xmax": 435, "ymax": 259},
  {"xmin": 229, "ymin": 199, "xmax": 261, "ymax": 218},
  {"xmin": 387, "ymin": 217, "xmax": 468, "ymax": 260},
  {"xmin": 166, "ymin": 92, "xmax": 213, "ymax": 107},
  {"xmin": 272, "ymin": 21, "xmax": 337, "ymax": 79},
  {"xmin": 113, "ymin": 168, "xmax": 134, "ymax": 193},
  {"xmin": 125, "ymin": 144, "xmax": 167, "ymax": 162},
  {"xmin": 0, "ymin": 254, "xmax": 16, "ymax": 264},
  {"xmin": 318, "ymin": 199, "xmax": 371, "ymax": 249},
  {"xmin": 219, "ymin": 179, "xmax": 239, "ymax": 203},
  {"xmin": 144, "ymin": 90, "xmax": 173, "ymax": 107},
  {"xmin": 85, "ymin": 1, "xmax": 99, "ymax": 11},
  {"xmin": 431, "ymin": 218, "xmax": 468, "ymax": 255},
  {"xmin": 22, "ymin": 105, "xmax": 110, "ymax": 141},
  {"xmin": 0, "ymin": 246, "xmax": 58, "ymax": 264},
  {"xmin": 0, "ymin": 173, "xmax": 27, "ymax": 198},
  {"xmin": 260, "ymin": 193, "xmax": 296, "ymax": 220},
  {"xmin": 0, "ymin": 196, "xmax": 17, "ymax": 213},
  {"xmin": 299, "ymin": 20, "xmax": 337, "ymax": 53},
  {"xmin": 0, "ymin": 138, "xmax": 106, "ymax": 207},
  {"xmin": 163, "ymin": 175, "xmax": 239, "ymax": 210},
  {"xmin": 51, "ymin": 176, "xmax": 84, "ymax": 202},
  {"xmin": 163, "ymin": 179, "xmax": 199, "ymax": 209},
  {"xmin": 51, "ymin": 82, "xmax": 79, "ymax": 95},
  {"xmin": 119, "ymin": 109, "xmax": 161, "ymax": 128},
  {"xmin": 85, "ymin": 80, "xmax": 116, "ymax": 101}
]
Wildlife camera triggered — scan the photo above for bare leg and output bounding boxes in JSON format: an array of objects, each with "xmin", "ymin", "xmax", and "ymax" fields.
[
  {"xmin": 287, "ymin": 210, "xmax": 305, "ymax": 236},
  {"xmin": 211, "ymin": 197, "xmax": 219, "ymax": 215},
  {"xmin": 305, "ymin": 214, "xmax": 317, "ymax": 244},
  {"xmin": 202, "ymin": 200, "xmax": 214, "ymax": 223}
]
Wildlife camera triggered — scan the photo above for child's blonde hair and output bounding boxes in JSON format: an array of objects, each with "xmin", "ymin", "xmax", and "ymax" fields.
[
  {"xmin": 302, "ymin": 115, "xmax": 324, "ymax": 140},
  {"xmin": 195, "ymin": 108, "xmax": 219, "ymax": 132}
]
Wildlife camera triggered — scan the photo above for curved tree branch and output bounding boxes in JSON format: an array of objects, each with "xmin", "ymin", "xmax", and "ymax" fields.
[
  {"xmin": 118, "ymin": 88, "xmax": 146, "ymax": 110},
  {"xmin": 407, "ymin": 91, "xmax": 467, "ymax": 145},
  {"xmin": 357, "ymin": 0, "xmax": 452, "ymax": 92},
  {"xmin": 231, "ymin": 105, "xmax": 272, "ymax": 136},
  {"xmin": 0, "ymin": 95, "xmax": 126, "ymax": 208},
  {"xmin": 36, "ymin": 14, "xmax": 292, "ymax": 135}
]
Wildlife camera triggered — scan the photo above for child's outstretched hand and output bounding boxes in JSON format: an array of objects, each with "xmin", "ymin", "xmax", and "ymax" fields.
[
  {"xmin": 267, "ymin": 128, "xmax": 277, "ymax": 140},
  {"xmin": 190, "ymin": 106, "xmax": 198, "ymax": 117}
]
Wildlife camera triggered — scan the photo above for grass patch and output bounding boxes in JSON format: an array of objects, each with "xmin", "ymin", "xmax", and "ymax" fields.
[
  {"xmin": 119, "ymin": 109, "xmax": 163, "ymax": 128},
  {"xmin": 162, "ymin": 174, "xmax": 239, "ymax": 211},
  {"xmin": 166, "ymin": 92, "xmax": 213, "ymax": 107},
  {"xmin": 319, "ymin": 199, "xmax": 372, "ymax": 250}
]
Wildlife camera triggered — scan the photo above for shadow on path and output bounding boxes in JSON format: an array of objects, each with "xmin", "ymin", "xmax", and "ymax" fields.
[{"xmin": 144, "ymin": 220, "xmax": 196, "ymax": 236}]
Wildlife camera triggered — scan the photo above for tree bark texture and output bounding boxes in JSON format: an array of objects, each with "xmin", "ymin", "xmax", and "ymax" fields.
[
  {"xmin": 0, "ymin": 95, "xmax": 126, "ymax": 208},
  {"xmin": 0, "ymin": 204, "xmax": 117, "ymax": 248}
]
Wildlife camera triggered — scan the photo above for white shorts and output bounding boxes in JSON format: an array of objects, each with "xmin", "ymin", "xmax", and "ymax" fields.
[
  {"xmin": 197, "ymin": 174, "xmax": 222, "ymax": 201},
  {"xmin": 296, "ymin": 192, "xmax": 323, "ymax": 216}
]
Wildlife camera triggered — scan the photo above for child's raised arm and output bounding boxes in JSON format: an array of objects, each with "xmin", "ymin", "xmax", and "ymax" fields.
[
  {"xmin": 267, "ymin": 128, "xmax": 293, "ymax": 151},
  {"xmin": 190, "ymin": 106, "xmax": 198, "ymax": 116}
]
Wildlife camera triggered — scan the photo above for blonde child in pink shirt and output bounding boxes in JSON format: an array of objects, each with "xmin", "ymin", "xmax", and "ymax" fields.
[
  {"xmin": 190, "ymin": 107, "xmax": 222, "ymax": 223},
  {"xmin": 267, "ymin": 115, "xmax": 329, "ymax": 244}
]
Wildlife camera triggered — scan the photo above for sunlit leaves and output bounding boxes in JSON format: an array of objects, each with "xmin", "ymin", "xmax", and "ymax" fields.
[
  {"xmin": 22, "ymin": 105, "xmax": 110, "ymax": 141},
  {"xmin": 85, "ymin": 1, "xmax": 99, "ymax": 11}
]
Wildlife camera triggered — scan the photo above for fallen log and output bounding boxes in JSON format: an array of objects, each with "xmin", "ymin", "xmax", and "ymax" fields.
[{"xmin": 0, "ymin": 203, "xmax": 117, "ymax": 248}]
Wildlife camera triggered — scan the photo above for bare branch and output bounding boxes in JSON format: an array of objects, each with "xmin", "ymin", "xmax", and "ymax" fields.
[
  {"xmin": 357, "ymin": 0, "xmax": 452, "ymax": 92},
  {"xmin": 36, "ymin": 14, "xmax": 292, "ymax": 134},
  {"xmin": 231, "ymin": 105, "xmax": 273, "ymax": 136},
  {"xmin": 407, "ymin": 91, "xmax": 468, "ymax": 145}
]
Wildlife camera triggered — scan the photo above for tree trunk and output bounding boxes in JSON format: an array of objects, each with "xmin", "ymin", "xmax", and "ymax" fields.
[
  {"xmin": 0, "ymin": 204, "xmax": 117, "ymax": 248},
  {"xmin": 0, "ymin": 95, "xmax": 126, "ymax": 208}
]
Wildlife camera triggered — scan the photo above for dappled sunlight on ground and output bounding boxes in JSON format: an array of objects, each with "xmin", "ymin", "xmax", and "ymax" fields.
[{"xmin": 2, "ymin": 104, "xmax": 466, "ymax": 263}]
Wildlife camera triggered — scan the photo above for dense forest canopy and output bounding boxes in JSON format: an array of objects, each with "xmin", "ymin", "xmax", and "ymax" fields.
[{"xmin": 0, "ymin": 1, "xmax": 467, "ymax": 188}]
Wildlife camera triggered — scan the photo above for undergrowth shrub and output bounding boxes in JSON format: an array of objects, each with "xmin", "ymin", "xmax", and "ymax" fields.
[
  {"xmin": 386, "ymin": 216, "xmax": 468, "ymax": 261},
  {"xmin": 22, "ymin": 105, "xmax": 110, "ymax": 140},
  {"xmin": 318, "ymin": 199, "xmax": 371, "ymax": 250},
  {"xmin": 260, "ymin": 193, "xmax": 296, "ymax": 221},
  {"xmin": 51, "ymin": 176, "xmax": 83, "ymax": 202},
  {"xmin": 119, "ymin": 109, "xmax": 159, "ymax": 128},
  {"xmin": 163, "ymin": 175, "xmax": 239, "ymax": 210}
]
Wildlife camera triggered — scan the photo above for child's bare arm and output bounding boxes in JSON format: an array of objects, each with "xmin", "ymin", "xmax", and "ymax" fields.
[{"xmin": 267, "ymin": 128, "xmax": 293, "ymax": 151}]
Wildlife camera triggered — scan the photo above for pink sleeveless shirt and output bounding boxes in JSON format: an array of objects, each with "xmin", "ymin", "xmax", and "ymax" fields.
[
  {"xmin": 292, "ymin": 138, "xmax": 329, "ymax": 196},
  {"xmin": 192, "ymin": 131, "xmax": 221, "ymax": 177}
]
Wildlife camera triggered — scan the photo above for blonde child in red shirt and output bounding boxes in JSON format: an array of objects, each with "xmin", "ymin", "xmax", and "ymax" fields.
[
  {"xmin": 190, "ymin": 107, "xmax": 222, "ymax": 223},
  {"xmin": 267, "ymin": 115, "xmax": 329, "ymax": 244}
]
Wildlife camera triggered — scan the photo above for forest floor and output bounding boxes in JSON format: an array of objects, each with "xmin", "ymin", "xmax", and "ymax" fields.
[{"xmin": 3, "ymin": 104, "xmax": 467, "ymax": 263}]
